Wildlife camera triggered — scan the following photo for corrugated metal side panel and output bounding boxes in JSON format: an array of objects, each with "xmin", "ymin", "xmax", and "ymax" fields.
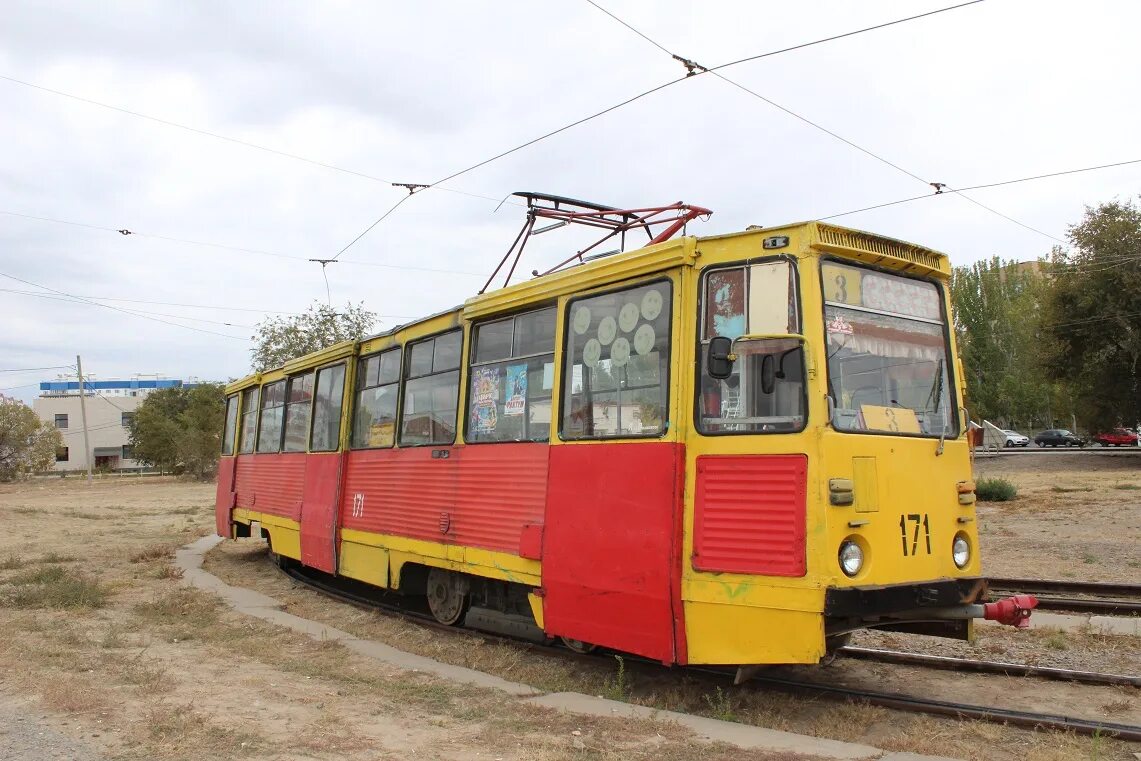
[
  {"xmin": 341, "ymin": 449, "xmax": 455, "ymax": 542},
  {"xmin": 453, "ymin": 444, "xmax": 548, "ymax": 553},
  {"xmin": 234, "ymin": 453, "xmax": 306, "ymax": 520},
  {"xmin": 692, "ymin": 454, "xmax": 807, "ymax": 577}
]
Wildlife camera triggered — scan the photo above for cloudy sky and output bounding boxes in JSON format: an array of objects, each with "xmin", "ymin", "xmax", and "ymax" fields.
[{"xmin": 2, "ymin": 0, "xmax": 1138, "ymax": 401}]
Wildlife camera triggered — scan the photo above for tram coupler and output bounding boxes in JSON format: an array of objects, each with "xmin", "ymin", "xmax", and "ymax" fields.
[
  {"xmin": 982, "ymin": 594, "xmax": 1038, "ymax": 628},
  {"xmin": 881, "ymin": 594, "xmax": 1038, "ymax": 630}
]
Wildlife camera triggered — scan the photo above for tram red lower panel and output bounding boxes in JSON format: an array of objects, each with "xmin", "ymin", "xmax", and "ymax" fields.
[
  {"xmin": 214, "ymin": 456, "xmax": 237, "ymax": 536},
  {"xmin": 233, "ymin": 453, "xmax": 307, "ymax": 520},
  {"xmin": 340, "ymin": 444, "xmax": 548, "ymax": 555},
  {"xmin": 542, "ymin": 442, "xmax": 684, "ymax": 664}
]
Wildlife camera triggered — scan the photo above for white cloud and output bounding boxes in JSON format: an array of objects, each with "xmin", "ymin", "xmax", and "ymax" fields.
[{"xmin": 1, "ymin": 0, "xmax": 1138, "ymax": 401}]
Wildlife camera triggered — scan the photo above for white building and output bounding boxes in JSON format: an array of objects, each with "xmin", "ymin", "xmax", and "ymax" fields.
[{"xmin": 33, "ymin": 378, "xmax": 192, "ymax": 472}]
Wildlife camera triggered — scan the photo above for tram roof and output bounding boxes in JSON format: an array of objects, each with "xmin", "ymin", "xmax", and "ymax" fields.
[{"xmin": 227, "ymin": 220, "xmax": 948, "ymax": 391}]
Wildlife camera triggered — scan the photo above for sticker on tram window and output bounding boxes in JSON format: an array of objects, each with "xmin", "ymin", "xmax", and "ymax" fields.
[
  {"xmin": 862, "ymin": 273, "xmax": 941, "ymax": 320},
  {"xmin": 822, "ymin": 263, "xmax": 862, "ymax": 306},
  {"xmin": 899, "ymin": 513, "xmax": 931, "ymax": 556},
  {"xmin": 860, "ymin": 405, "xmax": 921, "ymax": 434}
]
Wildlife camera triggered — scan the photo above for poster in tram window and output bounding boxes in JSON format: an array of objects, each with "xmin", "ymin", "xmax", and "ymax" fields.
[
  {"xmin": 504, "ymin": 364, "xmax": 527, "ymax": 416},
  {"xmin": 471, "ymin": 367, "xmax": 499, "ymax": 433},
  {"xmin": 704, "ymin": 268, "xmax": 746, "ymax": 339}
]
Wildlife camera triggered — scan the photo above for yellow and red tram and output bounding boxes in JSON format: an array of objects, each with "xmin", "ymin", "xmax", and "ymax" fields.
[{"xmin": 215, "ymin": 214, "xmax": 1033, "ymax": 671}]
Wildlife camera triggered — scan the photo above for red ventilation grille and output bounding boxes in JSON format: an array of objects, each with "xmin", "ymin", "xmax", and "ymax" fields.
[{"xmin": 692, "ymin": 454, "xmax": 807, "ymax": 577}]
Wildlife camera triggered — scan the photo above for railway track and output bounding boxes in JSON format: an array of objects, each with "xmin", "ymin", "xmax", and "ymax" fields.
[
  {"xmin": 273, "ymin": 558, "xmax": 1141, "ymax": 742},
  {"xmin": 988, "ymin": 577, "xmax": 1141, "ymax": 616}
]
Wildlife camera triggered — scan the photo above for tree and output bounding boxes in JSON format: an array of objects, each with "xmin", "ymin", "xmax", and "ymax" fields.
[
  {"xmin": 0, "ymin": 395, "xmax": 62, "ymax": 481},
  {"xmin": 950, "ymin": 257, "xmax": 1067, "ymax": 429},
  {"xmin": 251, "ymin": 301, "xmax": 376, "ymax": 371},
  {"xmin": 1041, "ymin": 199, "xmax": 1141, "ymax": 432},
  {"xmin": 128, "ymin": 383, "xmax": 225, "ymax": 479}
]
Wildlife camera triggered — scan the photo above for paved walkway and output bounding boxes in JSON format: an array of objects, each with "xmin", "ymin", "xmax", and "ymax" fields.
[
  {"xmin": 178, "ymin": 535, "xmax": 961, "ymax": 761},
  {"xmin": 0, "ymin": 697, "xmax": 103, "ymax": 761}
]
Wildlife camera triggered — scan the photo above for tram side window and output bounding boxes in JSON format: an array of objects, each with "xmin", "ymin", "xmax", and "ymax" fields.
[
  {"xmin": 238, "ymin": 388, "xmax": 259, "ymax": 454},
  {"xmin": 256, "ymin": 380, "xmax": 287, "ymax": 452},
  {"xmin": 221, "ymin": 395, "xmax": 239, "ymax": 456},
  {"xmin": 697, "ymin": 261, "xmax": 807, "ymax": 434},
  {"xmin": 400, "ymin": 331, "xmax": 462, "ymax": 446},
  {"xmin": 467, "ymin": 307, "xmax": 556, "ymax": 443},
  {"xmin": 562, "ymin": 282, "xmax": 672, "ymax": 439},
  {"xmin": 310, "ymin": 363, "xmax": 346, "ymax": 451},
  {"xmin": 352, "ymin": 349, "xmax": 401, "ymax": 448},
  {"xmin": 282, "ymin": 372, "xmax": 315, "ymax": 452}
]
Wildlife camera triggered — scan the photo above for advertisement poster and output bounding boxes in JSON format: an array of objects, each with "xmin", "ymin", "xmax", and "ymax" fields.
[
  {"xmin": 471, "ymin": 367, "xmax": 499, "ymax": 433},
  {"xmin": 504, "ymin": 364, "xmax": 527, "ymax": 416}
]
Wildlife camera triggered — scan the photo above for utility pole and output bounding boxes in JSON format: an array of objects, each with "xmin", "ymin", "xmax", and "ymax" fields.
[{"xmin": 76, "ymin": 354, "xmax": 93, "ymax": 484}]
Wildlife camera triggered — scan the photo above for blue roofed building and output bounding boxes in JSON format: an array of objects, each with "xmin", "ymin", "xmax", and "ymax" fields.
[{"xmin": 32, "ymin": 377, "xmax": 199, "ymax": 472}]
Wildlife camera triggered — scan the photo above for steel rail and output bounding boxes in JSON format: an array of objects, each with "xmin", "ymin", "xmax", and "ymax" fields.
[
  {"xmin": 274, "ymin": 557, "xmax": 1141, "ymax": 742},
  {"xmin": 987, "ymin": 577, "xmax": 1141, "ymax": 617},
  {"xmin": 988, "ymin": 577, "xmax": 1140, "ymax": 598},
  {"xmin": 839, "ymin": 646, "xmax": 1139, "ymax": 688},
  {"xmin": 722, "ymin": 672, "xmax": 1141, "ymax": 742}
]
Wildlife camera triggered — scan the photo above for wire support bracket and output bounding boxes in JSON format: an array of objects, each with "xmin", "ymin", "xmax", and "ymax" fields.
[
  {"xmin": 671, "ymin": 53, "xmax": 708, "ymax": 76},
  {"xmin": 479, "ymin": 191, "xmax": 712, "ymax": 294},
  {"xmin": 392, "ymin": 182, "xmax": 430, "ymax": 195}
]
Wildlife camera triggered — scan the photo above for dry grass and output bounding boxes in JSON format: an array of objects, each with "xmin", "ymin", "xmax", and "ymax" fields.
[
  {"xmin": 0, "ymin": 565, "xmax": 109, "ymax": 609},
  {"xmin": 130, "ymin": 544, "xmax": 175, "ymax": 563}
]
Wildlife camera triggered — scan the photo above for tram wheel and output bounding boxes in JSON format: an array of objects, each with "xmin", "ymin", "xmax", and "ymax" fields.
[
  {"xmin": 425, "ymin": 568, "xmax": 470, "ymax": 626},
  {"xmin": 560, "ymin": 637, "xmax": 597, "ymax": 654}
]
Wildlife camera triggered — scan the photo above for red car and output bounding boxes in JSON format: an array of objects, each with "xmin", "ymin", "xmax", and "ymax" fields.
[{"xmin": 1093, "ymin": 428, "xmax": 1139, "ymax": 447}]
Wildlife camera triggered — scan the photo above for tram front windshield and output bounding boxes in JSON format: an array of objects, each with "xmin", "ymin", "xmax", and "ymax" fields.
[{"xmin": 822, "ymin": 262, "xmax": 955, "ymax": 437}]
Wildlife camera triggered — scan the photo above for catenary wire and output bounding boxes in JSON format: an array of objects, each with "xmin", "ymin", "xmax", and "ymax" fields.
[
  {"xmin": 0, "ymin": 287, "xmax": 305, "ymax": 315},
  {"xmin": 0, "ymin": 365, "xmax": 74, "ymax": 374},
  {"xmin": 3, "ymin": 288, "xmax": 257, "ymax": 328},
  {"xmin": 0, "ymin": 209, "xmax": 485, "ymax": 277},
  {"xmin": 583, "ymin": 0, "xmax": 1073, "ymax": 245},
  {"xmin": 334, "ymin": 1, "xmax": 986, "ymax": 257},
  {"xmin": 819, "ymin": 158, "xmax": 1141, "ymax": 221},
  {"xmin": 0, "ymin": 271, "xmax": 249, "ymax": 341},
  {"xmin": 0, "ymin": 72, "xmax": 511, "ymax": 209}
]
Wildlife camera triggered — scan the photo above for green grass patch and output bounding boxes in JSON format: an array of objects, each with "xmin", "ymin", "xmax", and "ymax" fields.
[
  {"xmin": 1113, "ymin": 483, "xmax": 1140, "ymax": 491},
  {"xmin": 1051, "ymin": 485, "xmax": 1094, "ymax": 493},
  {"xmin": 975, "ymin": 477, "xmax": 1018, "ymax": 501},
  {"xmin": 1, "ymin": 565, "xmax": 109, "ymax": 609}
]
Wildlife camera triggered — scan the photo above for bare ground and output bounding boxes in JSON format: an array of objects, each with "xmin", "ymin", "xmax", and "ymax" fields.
[
  {"xmin": 0, "ymin": 476, "xmax": 821, "ymax": 761},
  {"xmin": 0, "ymin": 460, "xmax": 1137, "ymax": 761}
]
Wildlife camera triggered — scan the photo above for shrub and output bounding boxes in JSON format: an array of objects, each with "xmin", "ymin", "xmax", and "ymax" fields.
[{"xmin": 976, "ymin": 477, "xmax": 1018, "ymax": 501}]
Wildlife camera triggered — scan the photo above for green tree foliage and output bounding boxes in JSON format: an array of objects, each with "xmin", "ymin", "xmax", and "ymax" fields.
[
  {"xmin": 950, "ymin": 257, "xmax": 1068, "ymax": 428},
  {"xmin": 251, "ymin": 301, "xmax": 376, "ymax": 371},
  {"xmin": 1041, "ymin": 199, "xmax": 1141, "ymax": 432},
  {"xmin": 0, "ymin": 395, "xmax": 62, "ymax": 481},
  {"xmin": 128, "ymin": 383, "xmax": 225, "ymax": 479}
]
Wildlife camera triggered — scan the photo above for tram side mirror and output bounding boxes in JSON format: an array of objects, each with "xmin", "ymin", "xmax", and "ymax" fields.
[
  {"xmin": 707, "ymin": 336, "xmax": 734, "ymax": 380},
  {"xmin": 761, "ymin": 354, "xmax": 776, "ymax": 395}
]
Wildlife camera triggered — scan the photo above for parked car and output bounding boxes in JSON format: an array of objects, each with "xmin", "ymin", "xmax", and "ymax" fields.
[
  {"xmin": 1033, "ymin": 429, "xmax": 1085, "ymax": 447},
  {"xmin": 1092, "ymin": 428, "xmax": 1139, "ymax": 447},
  {"xmin": 1002, "ymin": 430, "xmax": 1030, "ymax": 447}
]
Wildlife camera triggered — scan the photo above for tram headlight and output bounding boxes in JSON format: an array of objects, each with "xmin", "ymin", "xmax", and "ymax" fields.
[
  {"xmin": 838, "ymin": 540, "xmax": 863, "ymax": 577},
  {"xmin": 952, "ymin": 534, "xmax": 971, "ymax": 569}
]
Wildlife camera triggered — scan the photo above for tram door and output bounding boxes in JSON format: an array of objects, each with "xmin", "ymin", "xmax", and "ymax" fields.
[
  {"xmin": 298, "ymin": 363, "xmax": 348, "ymax": 573},
  {"xmin": 540, "ymin": 280, "xmax": 683, "ymax": 664}
]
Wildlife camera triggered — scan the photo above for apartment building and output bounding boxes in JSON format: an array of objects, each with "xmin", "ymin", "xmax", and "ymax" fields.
[{"xmin": 33, "ymin": 378, "xmax": 191, "ymax": 471}]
